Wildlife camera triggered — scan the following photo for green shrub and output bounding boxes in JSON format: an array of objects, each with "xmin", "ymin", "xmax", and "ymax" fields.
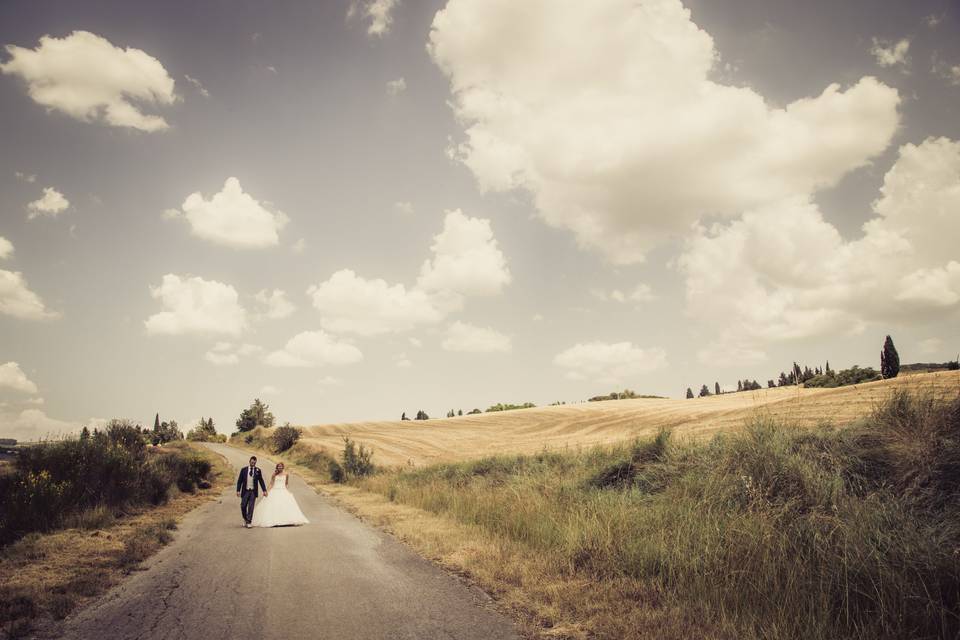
[
  {"xmin": 0, "ymin": 430, "xmax": 214, "ymax": 545},
  {"xmin": 341, "ymin": 437, "xmax": 375, "ymax": 478},
  {"xmin": 272, "ymin": 425, "xmax": 301, "ymax": 453}
]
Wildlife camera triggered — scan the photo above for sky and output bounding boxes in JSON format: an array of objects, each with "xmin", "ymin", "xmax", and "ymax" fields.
[{"xmin": 1, "ymin": 0, "xmax": 959, "ymax": 439}]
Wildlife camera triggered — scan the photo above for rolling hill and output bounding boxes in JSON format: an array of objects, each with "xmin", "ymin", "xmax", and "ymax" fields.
[{"xmin": 300, "ymin": 370, "xmax": 960, "ymax": 466}]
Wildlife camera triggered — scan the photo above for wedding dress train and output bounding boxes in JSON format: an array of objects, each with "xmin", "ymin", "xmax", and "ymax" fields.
[{"xmin": 252, "ymin": 474, "xmax": 309, "ymax": 527}]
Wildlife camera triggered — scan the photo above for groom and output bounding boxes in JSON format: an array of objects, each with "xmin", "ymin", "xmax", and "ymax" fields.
[{"xmin": 236, "ymin": 456, "xmax": 267, "ymax": 528}]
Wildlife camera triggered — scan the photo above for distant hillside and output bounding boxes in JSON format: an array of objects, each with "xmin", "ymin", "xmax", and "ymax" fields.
[{"xmin": 300, "ymin": 370, "xmax": 960, "ymax": 466}]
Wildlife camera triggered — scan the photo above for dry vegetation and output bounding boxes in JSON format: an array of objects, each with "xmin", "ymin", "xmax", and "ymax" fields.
[
  {"xmin": 301, "ymin": 371, "xmax": 960, "ymax": 466},
  {"xmin": 0, "ymin": 444, "xmax": 229, "ymax": 639},
  {"xmin": 249, "ymin": 372, "xmax": 960, "ymax": 639}
]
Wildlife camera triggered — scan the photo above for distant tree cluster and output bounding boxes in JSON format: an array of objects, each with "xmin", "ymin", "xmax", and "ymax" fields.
[
  {"xmin": 588, "ymin": 389, "xmax": 666, "ymax": 402},
  {"xmin": 235, "ymin": 399, "xmax": 275, "ymax": 433},
  {"xmin": 415, "ymin": 410, "xmax": 430, "ymax": 420},
  {"xmin": 150, "ymin": 413, "xmax": 183, "ymax": 445},
  {"xmin": 186, "ymin": 417, "xmax": 224, "ymax": 443},
  {"xmin": 486, "ymin": 402, "xmax": 536, "ymax": 412},
  {"xmin": 445, "ymin": 409, "xmax": 465, "ymax": 417}
]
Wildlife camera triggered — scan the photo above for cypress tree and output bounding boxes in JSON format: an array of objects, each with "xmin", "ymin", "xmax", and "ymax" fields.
[
  {"xmin": 685, "ymin": 387, "xmax": 694, "ymax": 399},
  {"xmin": 881, "ymin": 335, "xmax": 900, "ymax": 379},
  {"xmin": 715, "ymin": 382, "xmax": 721, "ymax": 395}
]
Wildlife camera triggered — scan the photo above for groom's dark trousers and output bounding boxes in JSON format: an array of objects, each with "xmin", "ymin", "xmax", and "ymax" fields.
[{"xmin": 237, "ymin": 467, "xmax": 267, "ymax": 524}]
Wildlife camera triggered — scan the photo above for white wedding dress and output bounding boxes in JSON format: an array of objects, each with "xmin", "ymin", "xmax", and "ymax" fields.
[{"xmin": 252, "ymin": 474, "xmax": 309, "ymax": 527}]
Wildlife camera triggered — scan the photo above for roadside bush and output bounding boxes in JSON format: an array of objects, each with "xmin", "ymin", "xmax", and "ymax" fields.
[
  {"xmin": 341, "ymin": 437, "xmax": 375, "ymax": 478},
  {"xmin": 0, "ymin": 430, "xmax": 215, "ymax": 546},
  {"xmin": 272, "ymin": 425, "xmax": 301, "ymax": 453}
]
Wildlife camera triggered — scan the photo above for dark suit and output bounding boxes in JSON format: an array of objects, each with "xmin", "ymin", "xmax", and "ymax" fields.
[{"xmin": 237, "ymin": 466, "xmax": 267, "ymax": 524}]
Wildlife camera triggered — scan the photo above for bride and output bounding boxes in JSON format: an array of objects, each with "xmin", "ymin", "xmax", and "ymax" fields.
[{"xmin": 252, "ymin": 463, "xmax": 309, "ymax": 527}]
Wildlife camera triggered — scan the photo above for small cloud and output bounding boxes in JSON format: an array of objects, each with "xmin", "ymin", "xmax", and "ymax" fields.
[
  {"xmin": 408, "ymin": 336, "xmax": 422, "ymax": 348},
  {"xmin": 870, "ymin": 37, "xmax": 910, "ymax": 69},
  {"xmin": 0, "ymin": 362, "xmax": 39, "ymax": 393},
  {"xmin": 266, "ymin": 65, "xmax": 277, "ymax": 74},
  {"xmin": 254, "ymin": 288, "xmax": 296, "ymax": 320},
  {"xmin": 265, "ymin": 330, "xmax": 363, "ymax": 368},
  {"xmin": 0, "ymin": 237, "xmax": 13, "ymax": 260},
  {"xmin": 932, "ymin": 54, "xmax": 960, "ymax": 86},
  {"xmin": 918, "ymin": 337, "xmax": 942, "ymax": 354},
  {"xmin": 532, "ymin": 313, "xmax": 544, "ymax": 322},
  {"xmin": 204, "ymin": 341, "xmax": 261, "ymax": 366},
  {"xmin": 394, "ymin": 201, "xmax": 414, "ymax": 214},
  {"xmin": 252, "ymin": 32, "xmax": 262, "ymax": 43},
  {"xmin": 441, "ymin": 321, "xmax": 511, "ymax": 353},
  {"xmin": 394, "ymin": 352, "xmax": 413, "ymax": 368},
  {"xmin": 14, "ymin": 171, "xmax": 36, "ymax": 183},
  {"xmin": 259, "ymin": 385, "xmax": 281, "ymax": 395},
  {"xmin": 386, "ymin": 77, "xmax": 406, "ymax": 96},
  {"xmin": 318, "ymin": 375, "xmax": 340, "ymax": 385},
  {"xmin": 183, "ymin": 74, "xmax": 210, "ymax": 97},
  {"xmin": 291, "ymin": 237, "xmax": 307, "ymax": 254},
  {"xmin": 27, "ymin": 187, "xmax": 69, "ymax": 220},
  {"xmin": 348, "ymin": 0, "xmax": 399, "ymax": 37},
  {"xmin": 554, "ymin": 341, "xmax": 667, "ymax": 385},
  {"xmin": 162, "ymin": 207, "xmax": 181, "ymax": 220},
  {"xmin": 924, "ymin": 14, "xmax": 944, "ymax": 28}
]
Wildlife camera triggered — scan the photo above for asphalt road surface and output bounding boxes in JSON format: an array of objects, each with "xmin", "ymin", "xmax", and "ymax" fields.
[{"xmin": 58, "ymin": 444, "xmax": 519, "ymax": 640}]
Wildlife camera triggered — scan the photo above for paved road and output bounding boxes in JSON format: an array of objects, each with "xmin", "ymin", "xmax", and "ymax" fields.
[{"xmin": 59, "ymin": 444, "xmax": 518, "ymax": 640}]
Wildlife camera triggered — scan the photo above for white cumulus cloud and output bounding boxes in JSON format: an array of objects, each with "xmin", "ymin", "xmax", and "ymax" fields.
[
  {"xmin": 309, "ymin": 269, "xmax": 447, "ymax": 336},
  {"xmin": 554, "ymin": 341, "xmax": 667, "ymax": 384},
  {"xmin": 27, "ymin": 187, "xmax": 69, "ymax": 219},
  {"xmin": 0, "ymin": 30, "xmax": 176, "ymax": 132},
  {"xmin": 681, "ymin": 136, "xmax": 960, "ymax": 358},
  {"xmin": 0, "ymin": 362, "xmax": 39, "ymax": 393},
  {"xmin": 442, "ymin": 321, "xmax": 511, "ymax": 353},
  {"xmin": 0, "ymin": 237, "xmax": 13, "ymax": 260},
  {"xmin": 255, "ymin": 289, "xmax": 296, "ymax": 320},
  {"xmin": 172, "ymin": 177, "xmax": 288, "ymax": 248},
  {"xmin": 0, "ymin": 270, "xmax": 57, "ymax": 320},
  {"xmin": 265, "ymin": 330, "xmax": 363, "ymax": 367},
  {"xmin": 428, "ymin": 0, "xmax": 900, "ymax": 264},
  {"xmin": 417, "ymin": 209, "xmax": 511, "ymax": 296},
  {"xmin": 145, "ymin": 274, "xmax": 247, "ymax": 336}
]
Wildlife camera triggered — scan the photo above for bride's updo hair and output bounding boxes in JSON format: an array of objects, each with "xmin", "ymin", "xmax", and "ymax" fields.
[{"xmin": 275, "ymin": 462, "xmax": 284, "ymax": 474}]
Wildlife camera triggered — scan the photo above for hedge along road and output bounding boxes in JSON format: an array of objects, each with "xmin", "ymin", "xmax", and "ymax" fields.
[{"xmin": 58, "ymin": 443, "xmax": 519, "ymax": 640}]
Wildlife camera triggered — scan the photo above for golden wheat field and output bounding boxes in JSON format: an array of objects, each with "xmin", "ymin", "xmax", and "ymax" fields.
[{"xmin": 301, "ymin": 370, "xmax": 960, "ymax": 467}]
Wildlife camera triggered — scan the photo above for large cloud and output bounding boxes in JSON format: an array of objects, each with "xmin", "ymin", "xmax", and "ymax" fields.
[
  {"xmin": 264, "ymin": 330, "xmax": 363, "ymax": 367},
  {"xmin": 145, "ymin": 274, "xmax": 247, "ymax": 336},
  {"xmin": 428, "ymin": 0, "xmax": 900, "ymax": 263},
  {"xmin": 681, "ymin": 137, "xmax": 960, "ymax": 360},
  {"xmin": 172, "ymin": 177, "xmax": 288, "ymax": 248},
  {"xmin": 0, "ymin": 269, "xmax": 58, "ymax": 320},
  {"xmin": 0, "ymin": 362, "xmax": 38, "ymax": 393},
  {"xmin": 554, "ymin": 341, "xmax": 667, "ymax": 384},
  {"xmin": 0, "ymin": 30, "xmax": 176, "ymax": 132},
  {"xmin": 309, "ymin": 210, "xmax": 510, "ymax": 335}
]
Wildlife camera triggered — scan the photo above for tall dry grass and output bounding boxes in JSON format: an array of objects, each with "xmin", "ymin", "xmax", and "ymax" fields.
[{"xmin": 357, "ymin": 390, "xmax": 960, "ymax": 639}]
